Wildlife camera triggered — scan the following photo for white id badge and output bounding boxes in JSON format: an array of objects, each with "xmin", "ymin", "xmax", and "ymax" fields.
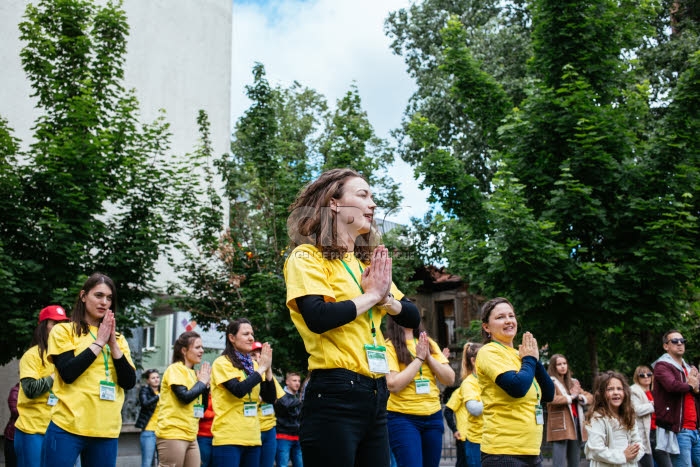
[
  {"xmin": 193, "ymin": 404, "xmax": 204, "ymax": 418},
  {"xmin": 365, "ymin": 345, "xmax": 389, "ymax": 374},
  {"xmin": 261, "ymin": 403, "xmax": 274, "ymax": 416},
  {"xmin": 99, "ymin": 381, "xmax": 116, "ymax": 401},
  {"xmin": 243, "ymin": 402, "xmax": 257, "ymax": 417},
  {"xmin": 415, "ymin": 378, "xmax": 430, "ymax": 394},
  {"xmin": 47, "ymin": 393, "xmax": 58, "ymax": 406},
  {"xmin": 535, "ymin": 405, "xmax": 544, "ymax": 425}
]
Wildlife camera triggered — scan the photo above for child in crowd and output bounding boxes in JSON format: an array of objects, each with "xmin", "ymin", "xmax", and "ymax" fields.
[{"xmin": 585, "ymin": 371, "xmax": 644, "ymax": 467}]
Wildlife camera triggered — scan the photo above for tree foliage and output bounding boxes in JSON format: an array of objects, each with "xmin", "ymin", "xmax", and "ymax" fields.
[
  {"xmin": 388, "ymin": 0, "xmax": 700, "ymax": 382},
  {"xmin": 0, "ymin": 0, "xmax": 204, "ymax": 364}
]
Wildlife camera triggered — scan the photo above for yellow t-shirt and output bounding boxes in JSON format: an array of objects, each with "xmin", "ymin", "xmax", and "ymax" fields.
[
  {"xmin": 156, "ymin": 362, "xmax": 204, "ymax": 441},
  {"xmin": 386, "ymin": 338, "xmax": 447, "ymax": 416},
  {"xmin": 47, "ymin": 322, "xmax": 134, "ymax": 438},
  {"xmin": 284, "ymin": 244, "xmax": 403, "ymax": 378},
  {"xmin": 259, "ymin": 377, "xmax": 285, "ymax": 432},
  {"xmin": 211, "ymin": 355, "xmax": 263, "ymax": 446},
  {"xmin": 462, "ymin": 374, "xmax": 483, "ymax": 444},
  {"xmin": 144, "ymin": 390, "xmax": 160, "ymax": 432},
  {"xmin": 16, "ymin": 346, "xmax": 55, "ymax": 434},
  {"xmin": 445, "ymin": 382, "xmax": 467, "ymax": 442},
  {"xmin": 476, "ymin": 342, "xmax": 542, "ymax": 455}
]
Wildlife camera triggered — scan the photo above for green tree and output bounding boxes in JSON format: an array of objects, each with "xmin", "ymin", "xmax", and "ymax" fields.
[
  {"xmin": 389, "ymin": 0, "xmax": 699, "ymax": 381},
  {"xmin": 0, "ymin": 0, "xmax": 200, "ymax": 364},
  {"xmin": 320, "ymin": 85, "xmax": 401, "ymax": 210}
]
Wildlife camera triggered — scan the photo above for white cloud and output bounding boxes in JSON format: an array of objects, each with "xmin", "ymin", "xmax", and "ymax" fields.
[{"xmin": 231, "ymin": 0, "xmax": 432, "ymax": 222}]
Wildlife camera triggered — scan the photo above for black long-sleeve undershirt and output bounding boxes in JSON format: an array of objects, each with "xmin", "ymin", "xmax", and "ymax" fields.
[
  {"xmin": 296, "ymin": 295, "xmax": 420, "ymax": 334},
  {"xmin": 171, "ymin": 382, "xmax": 209, "ymax": 404},
  {"xmin": 53, "ymin": 348, "xmax": 136, "ymax": 390},
  {"xmin": 443, "ymin": 406, "xmax": 458, "ymax": 433},
  {"xmin": 222, "ymin": 373, "xmax": 276, "ymax": 403}
]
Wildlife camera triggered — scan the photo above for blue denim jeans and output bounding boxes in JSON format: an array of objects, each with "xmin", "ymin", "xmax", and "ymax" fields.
[
  {"xmin": 464, "ymin": 438, "xmax": 481, "ymax": 467},
  {"xmin": 300, "ymin": 368, "xmax": 390, "ymax": 467},
  {"xmin": 387, "ymin": 410, "xmax": 444, "ymax": 467},
  {"xmin": 212, "ymin": 444, "xmax": 261, "ymax": 467},
  {"xmin": 197, "ymin": 436, "xmax": 213, "ymax": 467},
  {"xmin": 14, "ymin": 428, "xmax": 44, "ymax": 467},
  {"xmin": 276, "ymin": 438, "xmax": 303, "ymax": 467},
  {"xmin": 672, "ymin": 429, "xmax": 700, "ymax": 467},
  {"xmin": 260, "ymin": 428, "xmax": 276, "ymax": 467},
  {"xmin": 42, "ymin": 421, "xmax": 118, "ymax": 467},
  {"xmin": 139, "ymin": 430, "xmax": 156, "ymax": 467}
]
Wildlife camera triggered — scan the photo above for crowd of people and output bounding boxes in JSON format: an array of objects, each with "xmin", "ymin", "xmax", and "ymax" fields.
[{"xmin": 5, "ymin": 168, "xmax": 700, "ymax": 467}]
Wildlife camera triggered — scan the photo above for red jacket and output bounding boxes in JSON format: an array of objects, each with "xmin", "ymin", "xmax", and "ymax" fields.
[{"xmin": 653, "ymin": 355, "xmax": 700, "ymax": 433}]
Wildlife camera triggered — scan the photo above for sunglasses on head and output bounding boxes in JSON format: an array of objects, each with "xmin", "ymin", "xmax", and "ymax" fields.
[
  {"xmin": 667, "ymin": 338, "xmax": 687, "ymax": 345},
  {"xmin": 638, "ymin": 372, "xmax": 652, "ymax": 378}
]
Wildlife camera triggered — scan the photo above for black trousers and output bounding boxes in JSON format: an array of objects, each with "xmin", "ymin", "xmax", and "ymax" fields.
[{"xmin": 300, "ymin": 368, "xmax": 390, "ymax": 467}]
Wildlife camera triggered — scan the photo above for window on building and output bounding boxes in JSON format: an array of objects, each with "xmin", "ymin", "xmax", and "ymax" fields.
[
  {"xmin": 436, "ymin": 300, "xmax": 456, "ymax": 347},
  {"xmin": 142, "ymin": 326, "xmax": 156, "ymax": 351}
]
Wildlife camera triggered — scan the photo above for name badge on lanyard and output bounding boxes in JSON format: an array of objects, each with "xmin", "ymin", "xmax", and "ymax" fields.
[
  {"xmin": 535, "ymin": 404, "xmax": 544, "ymax": 425},
  {"xmin": 193, "ymin": 404, "xmax": 204, "ymax": 418},
  {"xmin": 415, "ymin": 378, "xmax": 430, "ymax": 394},
  {"xmin": 365, "ymin": 345, "xmax": 389, "ymax": 374},
  {"xmin": 47, "ymin": 393, "xmax": 58, "ymax": 406},
  {"xmin": 243, "ymin": 401, "xmax": 257, "ymax": 417},
  {"xmin": 261, "ymin": 403, "xmax": 275, "ymax": 416},
  {"xmin": 99, "ymin": 381, "xmax": 116, "ymax": 401}
]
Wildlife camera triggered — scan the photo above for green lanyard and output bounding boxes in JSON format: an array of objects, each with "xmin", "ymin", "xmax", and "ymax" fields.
[
  {"xmin": 492, "ymin": 341, "xmax": 540, "ymax": 404},
  {"xmin": 88, "ymin": 330, "xmax": 110, "ymax": 379},
  {"xmin": 410, "ymin": 337, "xmax": 423, "ymax": 378},
  {"xmin": 340, "ymin": 258, "xmax": 378, "ymax": 346}
]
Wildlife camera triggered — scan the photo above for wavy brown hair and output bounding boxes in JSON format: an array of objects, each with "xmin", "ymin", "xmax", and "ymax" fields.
[
  {"xmin": 287, "ymin": 168, "xmax": 381, "ymax": 262},
  {"xmin": 586, "ymin": 371, "xmax": 636, "ymax": 430}
]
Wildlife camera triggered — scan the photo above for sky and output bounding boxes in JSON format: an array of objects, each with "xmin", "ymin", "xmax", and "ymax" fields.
[{"xmin": 231, "ymin": 0, "xmax": 432, "ymax": 223}]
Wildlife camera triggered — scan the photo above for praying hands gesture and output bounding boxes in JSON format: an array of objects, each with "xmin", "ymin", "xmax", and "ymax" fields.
[{"xmin": 518, "ymin": 332, "xmax": 539, "ymax": 361}]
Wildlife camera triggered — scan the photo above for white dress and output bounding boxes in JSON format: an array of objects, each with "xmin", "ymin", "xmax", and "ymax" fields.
[{"xmin": 584, "ymin": 413, "xmax": 645, "ymax": 466}]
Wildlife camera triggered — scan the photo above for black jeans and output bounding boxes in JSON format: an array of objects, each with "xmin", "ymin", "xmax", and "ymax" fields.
[{"xmin": 300, "ymin": 368, "xmax": 390, "ymax": 467}]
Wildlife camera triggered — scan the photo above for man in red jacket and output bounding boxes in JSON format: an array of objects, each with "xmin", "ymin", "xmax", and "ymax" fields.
[{"xmin": 653, "ymin": 330, "xmax": 700, "ymax": 467}]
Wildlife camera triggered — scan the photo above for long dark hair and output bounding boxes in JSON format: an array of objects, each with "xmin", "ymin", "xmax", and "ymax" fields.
[
  {"xmin": 71, "ymin": 273, "xmax": 117, "ymax": 336},
  {"xmin": 30, "ymin": 320, "xmax": 52, "ymax": 367},
  {"xmin": 287, "ymin": 168, "xmax": 381, "ymax": 262},
  {"xmin": 480, "ymin": 297, "xmax": 514, "ymax": 343},
  {"xmin": 587, "ymin": 371, "xmax": 636, "ymax": 430},
  {"xmin": 385, "ymin": 317, "xmax": 425, "ymax": 366},
  {"xmin": 221, "ymin": 318, "xmax": 252, "ymax": 370},
  {"xmin": 548, "ymin": 354, "xmax": 574, "ymax": 391},
  {"xmin": 460, "ymin": 342, "xmax": 482, "ymax": 381},
  {"xmin": 172, "ymin": 331, "xmax": 201, "ymax": 364}
]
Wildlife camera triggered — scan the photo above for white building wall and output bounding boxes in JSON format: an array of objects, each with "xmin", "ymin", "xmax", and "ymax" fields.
[{"xmin": 0, "ymin": 0, "xmax": 232, "ymax": 425}]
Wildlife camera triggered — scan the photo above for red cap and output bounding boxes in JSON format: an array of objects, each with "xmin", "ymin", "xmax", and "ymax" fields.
[
  {"xmin": 252, "ymin": 341, "xmax": 263, "ymax": 351},
  {"xmin": 38, "ymin": 305, "xmax": 69, "ymax": 323}
]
